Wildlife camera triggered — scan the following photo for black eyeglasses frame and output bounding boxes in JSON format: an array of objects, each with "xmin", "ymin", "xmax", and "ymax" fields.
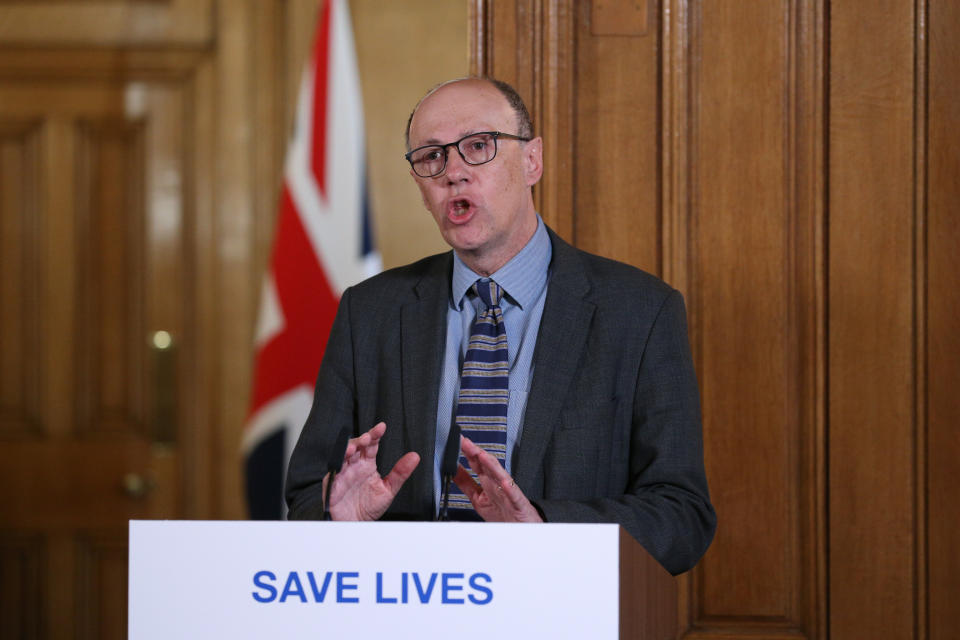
[{"xmin": 404, "ymin": 131, "xmax": 532, "ymax": 178}]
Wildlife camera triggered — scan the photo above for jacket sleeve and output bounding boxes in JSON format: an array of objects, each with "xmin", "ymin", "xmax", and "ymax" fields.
[
  {"xmin": 285, "ymin": 288, "xmax": 357, "ymax": 520},
  {"xmin": 534, "ymin": 291, "xmax": 716, "ymax": 575}
]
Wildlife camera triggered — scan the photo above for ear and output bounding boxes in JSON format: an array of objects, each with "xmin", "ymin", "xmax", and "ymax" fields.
[{"xmin": 523, "ymin": 136, "xmax": 544, "ymax": 187}]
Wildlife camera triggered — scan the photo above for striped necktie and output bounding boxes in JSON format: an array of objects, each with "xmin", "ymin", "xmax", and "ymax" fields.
[{"xmin": 447, "ymin": 279, "xmax": 509, "ymax": 519}]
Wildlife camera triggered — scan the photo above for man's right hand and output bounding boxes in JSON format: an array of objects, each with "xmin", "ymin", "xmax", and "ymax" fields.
[{"xmin": 324, "ymin": 422, "xmax": 420, "ymax": 521}]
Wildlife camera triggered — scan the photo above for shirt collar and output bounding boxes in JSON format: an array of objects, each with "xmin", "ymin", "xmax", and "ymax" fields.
[{"xmin": 451, "ymin": 215, "xmax": 552, "ymax": 310}]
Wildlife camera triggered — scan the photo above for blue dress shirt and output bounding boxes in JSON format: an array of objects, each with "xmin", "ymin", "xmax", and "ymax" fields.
[{"xmin": 433, "ymin": 216, "xmax": 552, "ymax": 510}]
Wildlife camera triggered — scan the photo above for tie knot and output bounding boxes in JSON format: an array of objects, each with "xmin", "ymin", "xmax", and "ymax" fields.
[{"xmin": 472, "ymin": 279, "xmax": 504, "ymax": 308}]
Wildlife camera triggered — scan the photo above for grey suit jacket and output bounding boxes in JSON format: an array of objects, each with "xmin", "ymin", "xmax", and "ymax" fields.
[{"xmin": 286, "ymin": 228, "xmax": 716, "ymax": 575}]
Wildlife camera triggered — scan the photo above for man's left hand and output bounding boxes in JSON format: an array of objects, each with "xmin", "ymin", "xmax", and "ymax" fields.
[{"xmin": 453, "ymin": 435, "xmax": 543, "ymax": 523}]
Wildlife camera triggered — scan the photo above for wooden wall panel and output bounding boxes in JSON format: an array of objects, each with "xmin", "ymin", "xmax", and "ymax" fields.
[
  {"xmin": 926, "ymin": 1, "xmax": 960, "ymax": 638},
  {"xmin": 473, "ymin": 2, "xmax": 827, "ymax": 637},
  {"xmin": 0, "ymin": 0, "xmax": 214, "ymax": 46},
  {"xmin": 473, "ymin": 0, "xmax": 659, "ymax": 270},
  {"xmin": 0, "ymin": 535, "xmax": 44, "ymax": 639},
  {"xmin": 475, "ymin": 0, "xmax": 529, "ymax": 98},
  {"xmin": 574, "ymin": 1, "xmax": 659, "ymax": 273},
  {"xmin": 0, "ymin": 121, "xmax": 42, "ymax": 437},
  {"xmin": 695, "ymin": 0, "xmax": 791, "ymax": 620},
  {"xmin": 74, "ymin": 120, "xmax": 147, "ymax": 437},
  {"xmin": 75, "ymin": 532, "xmax": 128, "ymax": 640},
  {"xmin": 692, "ymin": 1, "xmax": 822, "ymax": 634},
  {"xmin": 475, "ymin": 0, "xmax": 958, "ymax": 635},
  {"xmin": 829, "ymin": 1, "xmax": 919, "ymax": 637}
]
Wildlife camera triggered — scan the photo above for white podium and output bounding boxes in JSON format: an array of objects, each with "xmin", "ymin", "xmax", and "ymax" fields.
[{"xmin": 129, "ymin": 520, "xmax": 676, "ymax": 639}]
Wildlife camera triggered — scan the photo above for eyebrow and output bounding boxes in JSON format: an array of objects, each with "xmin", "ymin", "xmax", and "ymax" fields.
[{"xmin": 418, "ymin": 130, "xmax": 493, "ymax": 147}]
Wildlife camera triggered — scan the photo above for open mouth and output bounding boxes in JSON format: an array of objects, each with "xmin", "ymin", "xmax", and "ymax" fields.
[{"xmin": 448, "ymin": 198, "xmax": 473, "ymax": 218}]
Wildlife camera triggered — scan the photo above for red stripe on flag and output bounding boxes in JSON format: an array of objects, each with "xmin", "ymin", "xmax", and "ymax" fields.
[
  {"xmin": 248, "ymin": 183, "xmax": 339, "ymax": 415},
  {"xmin": 310, "ymin": 0, "xmax": 333, "ymax": 198}
]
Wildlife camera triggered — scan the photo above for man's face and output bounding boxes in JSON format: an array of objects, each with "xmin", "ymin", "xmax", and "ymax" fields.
[{"xmin": 407, "ymin": 80, "xmax": 542, "ymax": 274}]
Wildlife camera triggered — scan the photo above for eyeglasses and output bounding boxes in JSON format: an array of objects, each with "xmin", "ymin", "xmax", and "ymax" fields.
[{"xmin": 405, "ymin": 131, "xmax": 531, "ymax": 178}]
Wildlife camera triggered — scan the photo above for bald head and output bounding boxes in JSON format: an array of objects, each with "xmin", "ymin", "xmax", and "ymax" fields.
[{"xmin": 404, "ymin": 77, "xmax": 533, "ymax": 150}]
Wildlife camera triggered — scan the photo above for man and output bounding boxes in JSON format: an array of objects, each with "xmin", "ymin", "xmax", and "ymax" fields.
[{"xmin": 286, "ymin": 77, "xmax": 715, "ymax": 575}]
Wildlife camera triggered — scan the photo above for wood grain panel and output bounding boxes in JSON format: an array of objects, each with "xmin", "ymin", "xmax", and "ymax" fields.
[
  {"xmin": 75, "ymin": 530, "xmax": 128, "ymax": 640},
  {"xmin": 0, "ymin": 120, "xmax": 42, "ymax": 437},
  {"xmin": 574, "ymin": 1, "xmax": 659, "ymax": 272},
  {"xmin": 472, "ymin": 2, "xmax": 827, "ymax": 636},
  {"xmin": 0, "ymin": 440, "xmax": 178, "ymax": 528},
  {"xmin": 0, "ymin": 534, "xmax": 44, "ymax": 639},
  {"xmin": 660, "ymin": 0, "xmax": 692, "ymax": 297},
  {"xmin": 481, "ymin": 0, "xmax": 526, "ymax": 93},
  {"xmin": 0, "ymin": 0, "xmax": 213, "ymax": 46},
  {"xmin": 535, "ymin": 0, "xmax": 575, "ymax": 241},
  {"xmin": 74, "ymin": 120, "xmax": 147, "ymax": 437},
  {"xmin": 591, "ymin": 0, "xmax": 649, "ymax": 37},
  {"xmin": 469, "ymin": 1, "xmax": 959, "ymax": 638},
  {"xmin": 0, "ymin": 48, "xmax": 208, "ymax": 82},
  {"xmin": 692, "ymin": 0, "xmax": 819, "ymax": 631},
  {"xmin": 828, "ymin": 1, "xmax": 918, "ymax": 637},
  {"xmin": 926, "ymin": 0, "xmax": 960, "ymax": 638}
]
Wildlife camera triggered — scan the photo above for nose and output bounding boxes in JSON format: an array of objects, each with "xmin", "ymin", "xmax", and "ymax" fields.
[{"xmin": 443, "ymin": 146, "xmax": 471, "ymax": 183}]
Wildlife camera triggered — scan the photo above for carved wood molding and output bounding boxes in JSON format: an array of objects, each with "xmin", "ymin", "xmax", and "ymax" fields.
[
  {"xmin": 660, "ymin": 0, "xmax": 692, "ymax": 297},
  {"xmin": 0, "ymin": 48, "xmax": 210, "ymax": 81},
  {"xmin": 0, "ymin": 0, "xmax": 213, "ymax": 47},
  {"xmin": 911, "ymin": 2, "xmax": 928, "ymax": 637}
]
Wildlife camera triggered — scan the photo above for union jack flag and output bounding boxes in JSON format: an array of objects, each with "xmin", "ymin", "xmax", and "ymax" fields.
[{"xmin": 243, "ymin": 0, "xmax": 379, "ymax": 519}]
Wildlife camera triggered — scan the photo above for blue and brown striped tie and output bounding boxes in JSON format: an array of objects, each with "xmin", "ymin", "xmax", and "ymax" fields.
[{"xmin": 447, "ymin": 279, "xmax": 509, "ymax": 519}]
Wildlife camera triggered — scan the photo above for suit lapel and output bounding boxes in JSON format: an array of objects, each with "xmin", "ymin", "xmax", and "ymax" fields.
[
  {"xmin": 513, "ymin": 232, "xmax": 595, "ymax": 490},
  {"xmin": 400, "ymin": 254, "xmax": 452, "ymax": 502}
]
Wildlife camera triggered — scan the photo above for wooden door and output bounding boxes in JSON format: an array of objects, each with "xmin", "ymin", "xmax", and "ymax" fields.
[
  {"xmin": 471, "ymin": 1, "xmax": 960, "ymax": 638},
  {"xmin": 0, "ymin": 1, "xmax": 282, "ymax": 637},
  {"xmin": 0, "ymin": 71, "xmax": 192, "ymax": 638}
]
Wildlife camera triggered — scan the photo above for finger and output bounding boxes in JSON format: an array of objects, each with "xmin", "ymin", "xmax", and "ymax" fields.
[
  {"xmin": 458, "ymin": 437, "xmax": 494, "ymax": 475},
  {"xmin": 362, "ymin": 439, "xmax": 381, "ymax": 460},
  {"xmin": 367, "ymin": 421, "xmax": 387, "ymax": 441},
  {"xmin": 474, "ymin": 467, "xmax": 507, "ymax": 506},
  {"xmin": 382, "ymin": 452, "xmax": 420, "ymax": 496},
  {"xmin": 469, "ymin": 457, "xmax": 527, "ymax": 516},
  {"xmin": 459, "ymin": 438, "xmax": 515, "ymax": 504},
  {"xmin": 343, "ymin": 440, "xmax": 358, "ymax": 460},
  {"xmin": 453, "ymin": 465, "xmax": 481, "ymax": 501},
  {"xmin": 352, "ymin": 431, "xmax": 373, "ymax": 450},
  {"xmin": 496, "ymin": 476, "xmax": 527, "ymax": 510},
  {"xmin": 459, "ymin": 435, "xmax": 483, "ymax": 459},
  {"xmin": 462, "ymin": 439, "xmax": 511, "ymax": 486},
  {"xmin": 351, "ymin": 422, "xmax": 387, "ymax": 460}
]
